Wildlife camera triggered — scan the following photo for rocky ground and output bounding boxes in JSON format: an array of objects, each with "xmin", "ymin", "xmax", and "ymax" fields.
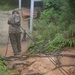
[{"xmin": 0, "ymin": 9, "xmax": 75, "ymax": 75}]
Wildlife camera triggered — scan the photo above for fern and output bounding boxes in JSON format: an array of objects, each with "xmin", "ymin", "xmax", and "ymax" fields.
[{"xmin": 0, "ymin": 60, "xmax": 11, "ymax": 75}]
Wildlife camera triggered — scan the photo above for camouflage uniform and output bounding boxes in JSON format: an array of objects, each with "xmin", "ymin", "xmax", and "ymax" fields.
[{"xmin": 8, "ymin": 11, "xmax": 21, "ymax": 55}]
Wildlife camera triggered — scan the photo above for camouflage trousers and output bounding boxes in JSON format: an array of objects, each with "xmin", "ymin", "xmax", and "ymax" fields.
[{"xmin": 9, "ymin": 33, "xmax": 21, "ymax": 55}]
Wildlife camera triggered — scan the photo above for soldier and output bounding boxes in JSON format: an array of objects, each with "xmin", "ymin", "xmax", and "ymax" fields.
[{"xmin": 8, "ymin": 10, "xmax": 21, "ymax": 55}]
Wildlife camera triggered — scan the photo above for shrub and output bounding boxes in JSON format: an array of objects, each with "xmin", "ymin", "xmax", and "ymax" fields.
[{"xmin": 28, "ymin": 0, "xmax": 75, "ymax": 54}]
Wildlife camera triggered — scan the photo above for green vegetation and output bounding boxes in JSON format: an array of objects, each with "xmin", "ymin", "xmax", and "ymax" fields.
[
  {"xmin": 0, "ymin": 5, "xmax": 15, "ymax": 10},
  {"xmin": 0, "ymin": 59, "xmax": 11, "ymax": 75},
  {"xmin": 0, "ymin": 0, "xmax": 18, "ymax": 10},
  {"xmin": 28, "ymin": 0, "xmax": 75, "ymax": 54}
]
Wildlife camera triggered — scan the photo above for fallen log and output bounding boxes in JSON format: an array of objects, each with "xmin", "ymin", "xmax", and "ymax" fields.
[
  {"xmin": 1, "ymin": 54, "xmax": 75, "ymax": 61},
  {"xmin": 0, "ymin": 56, "xmax": 28, "ymax": 61}
]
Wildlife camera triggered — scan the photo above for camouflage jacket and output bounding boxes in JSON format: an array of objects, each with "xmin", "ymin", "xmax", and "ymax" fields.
[{"xmin": 8, "ymin": 13, "xmax": 21, "ymax": 33}]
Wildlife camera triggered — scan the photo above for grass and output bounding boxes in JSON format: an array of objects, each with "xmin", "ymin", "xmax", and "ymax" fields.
[{"xmin": 0, "ymin": 4, "xmax": 16, "ymax": 11}]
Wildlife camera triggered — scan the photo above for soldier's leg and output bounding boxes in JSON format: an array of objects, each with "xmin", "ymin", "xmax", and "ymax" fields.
[
  {"xmin": 16, "ymin": 33, "xmax": 21, "ymax": 53},
  {"xmin": 9, "ymin": 33, "xmax": 18, "ymax": 54}
]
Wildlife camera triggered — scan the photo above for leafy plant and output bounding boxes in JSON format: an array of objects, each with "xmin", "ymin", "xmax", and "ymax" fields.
[
  {"xmin": 28, "ymin": 0, "xmax": 75, "ymax": 54},
  {"xmin": 28, "ymin": 34, "xmax": 44, "ymax": 54},
  {"xmin": 0, "ymin": 59, "xmax": 11, "ymax": 75},
  {"xmin": 0, "ymin": 4, "xmax": 14, "ymax": 10}
]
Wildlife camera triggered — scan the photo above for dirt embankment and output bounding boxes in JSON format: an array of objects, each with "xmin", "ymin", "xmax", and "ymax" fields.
[{"xmin": 6, "ymin": 48, "xmax": 75, "ymax": 75}]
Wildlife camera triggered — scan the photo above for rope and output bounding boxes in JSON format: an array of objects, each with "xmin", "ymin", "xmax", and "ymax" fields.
[
  {"xmin": 5, "ymin": 35, "xmax": 9, "ymax": 57},
  {"xmin": 46, "ymin": 55, "xmax": 69, "ymax": 75},
  {"xmin": 20, "ymin": 26, "xmax": 35, "ymax": 43}
]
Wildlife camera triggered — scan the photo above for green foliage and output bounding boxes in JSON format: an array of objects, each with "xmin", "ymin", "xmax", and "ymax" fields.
[
  {"xmin": 28, "ymin": 0, "xmax": 75, "ymax": 54},
  {"xmin": 28, "ymin": 27, "xmax": 75, "ymax": 53},
  {"xmin": 0, "ymin": 0, "xmax": 18, "ymax": 5},
  {"xmin": 0, "ymin": 60, "xmax": 11, "ymax": 75},
  {"xmin": 0, "ymin": 5, "xmax": 15, "ymax": 10},
  {"xmin": 68, "ymin": 21, "xmax": 75, "ymax": 37},
  {"xmin": 40, "ymin": 8, "xmax": 55, "ymax": 23},
  {"xmin": 28, "ymin": 34, "xmax": 44, "ymax": 54},
  {"xmin": 37, "ymin": 22, "xmax": 60, "ymax": 39},
  {"xmin": 0, "ymin": 0, "xmax": 18, "ymax": 10},
  {"xmin": 44, "ymin": 34, "xmax": 75, "ymax": 52},
  {"xmin": 65, "ymin": 38, "xmax": 75, "ymax": 47}
]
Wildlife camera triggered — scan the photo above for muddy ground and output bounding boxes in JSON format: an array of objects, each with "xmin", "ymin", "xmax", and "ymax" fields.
[{"xmin": 0, "ymin": 10, "xmax": 75, "ymax": 75}]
